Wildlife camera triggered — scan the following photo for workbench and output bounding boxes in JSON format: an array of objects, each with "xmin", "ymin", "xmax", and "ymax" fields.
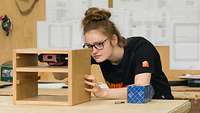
[
  {"xmin": 0, "ymin": 96, "xmax": 191, "ymax": 113},
  {"xmin": 172, "ymin": 86, "xmax": 200, "ymax": 113},
  {"xmin": 0, "ymin": 84, "xmax": 192, "ymax": 113}
]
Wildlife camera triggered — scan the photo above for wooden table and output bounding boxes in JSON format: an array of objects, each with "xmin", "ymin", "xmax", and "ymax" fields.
[
  {"xmin": 0, "ymin": 85, "xmax": 191, "ymax": 113},
  {"xmin": 0, "ymin": 96, "xmax": 191, "ymax": 113},
  {"xmin": 172, "ymin": 86, "xmax": 200, "ymax": 113}
]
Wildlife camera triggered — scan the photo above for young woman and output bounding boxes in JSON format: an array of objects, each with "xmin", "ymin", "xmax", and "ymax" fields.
[{"xmin": 82, "ymin": 7, "xmax": 174, "ymax": 99}]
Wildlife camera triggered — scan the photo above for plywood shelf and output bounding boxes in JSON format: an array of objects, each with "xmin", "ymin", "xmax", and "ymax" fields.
[
  {"xmin": 16, "ymin": 66, "xmax": 68, "ymax": 73},
  {"xmin": 13, "ymin": 48, "xmax": 91, "ymax": 106}
]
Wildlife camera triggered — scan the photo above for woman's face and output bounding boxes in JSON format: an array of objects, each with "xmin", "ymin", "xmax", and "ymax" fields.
[{"xmin": 84, "ymin": 30, "xmax": 113, "ymax": 63}]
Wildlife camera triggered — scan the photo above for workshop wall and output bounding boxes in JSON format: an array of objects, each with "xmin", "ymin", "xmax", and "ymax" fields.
[
  {"xmin": 0, "ymin": 0, "xmax": 45, "ymax": 64},
  {"xmin": 1, "ymin": 0, "xmax": 200, "ymax": 81}
]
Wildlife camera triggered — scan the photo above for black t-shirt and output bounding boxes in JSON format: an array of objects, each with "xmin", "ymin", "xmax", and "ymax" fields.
[{"xmin": 92, "ymin": 37, "xmax": 174, "ymax": 99}]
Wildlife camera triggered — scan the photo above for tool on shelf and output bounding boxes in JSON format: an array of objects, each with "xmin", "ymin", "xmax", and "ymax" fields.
[{"xmin": 38, "ymin": 54, "xmax": 68, "ymax": 66}]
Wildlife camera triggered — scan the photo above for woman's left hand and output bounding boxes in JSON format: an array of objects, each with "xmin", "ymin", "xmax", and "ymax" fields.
[{"xmin": 84, "ymin": 74, "xmax": 106, "ymax": 97}]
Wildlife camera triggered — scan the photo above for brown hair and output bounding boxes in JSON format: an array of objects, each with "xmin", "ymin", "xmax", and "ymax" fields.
[{"xmin": 82, "ymin": 7, "xmax": 126, "ymax": 47}]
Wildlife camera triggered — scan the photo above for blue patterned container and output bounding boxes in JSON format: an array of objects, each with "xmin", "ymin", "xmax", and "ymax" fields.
[{"xmin": 127, "ymin": 85, "xmax": 154, "ymax": 104}]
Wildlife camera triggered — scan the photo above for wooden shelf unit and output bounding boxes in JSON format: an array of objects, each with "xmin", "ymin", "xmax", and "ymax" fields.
[{"xmin": 13, "ymin": 48, "xmax": 91, "ymax": 105}]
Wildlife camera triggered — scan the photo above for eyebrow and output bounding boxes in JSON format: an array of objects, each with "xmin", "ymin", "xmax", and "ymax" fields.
[{"xmin": 87, "ymin": 40, "xmax": 106, "ymax": 45}]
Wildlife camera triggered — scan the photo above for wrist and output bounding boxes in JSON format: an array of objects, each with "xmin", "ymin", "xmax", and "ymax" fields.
[{"xmin": 94, "ymin": 88, "xmax": 108, "ymax": 98}]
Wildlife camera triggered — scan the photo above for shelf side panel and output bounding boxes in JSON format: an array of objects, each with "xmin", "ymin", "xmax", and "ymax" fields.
[
  {"xmin": 15, "ymin": 72, "xmax": 38, "ymax": 100},
  {"xmin": 68, "ymin": 49, "xmax": 91, "ymax": 105},
  {"xmin": 13, "ymin": 50, "xmax": 38, "ymax": 104}
]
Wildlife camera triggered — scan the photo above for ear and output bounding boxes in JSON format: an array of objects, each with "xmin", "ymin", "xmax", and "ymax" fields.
[{"xmin": 110, "ymin": 34, "xmax": 118, "ymax": 46}]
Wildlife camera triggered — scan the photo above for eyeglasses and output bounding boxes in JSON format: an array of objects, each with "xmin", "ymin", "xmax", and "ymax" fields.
[{"xmin": 83, "ymin": 39, "xmax": 108, "ymax": 50}]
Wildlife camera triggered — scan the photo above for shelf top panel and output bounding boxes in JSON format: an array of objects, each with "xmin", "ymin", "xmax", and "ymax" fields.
[
  {"xmin": 14, "ymin": 48, "xmax": 69, "ymax": 54},
  {"xmin": 14, "ymin": 48, "xmax": 90, "ymax": 54},
  {"xmin": 16, "ymin": 66, "xmax": 68, "ymax": 73},
  {"xmin": 14, "ymin": 48, "xmax": 91, "ymax": 54}
]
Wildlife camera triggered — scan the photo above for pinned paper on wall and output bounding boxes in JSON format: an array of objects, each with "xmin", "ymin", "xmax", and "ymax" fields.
[
  {"xmin": 170, "ymin": 21, "xmax": 200, "ymax": 70},
  {"xmin": 37, "ymin": 20, "xmax": 83, "ymax": 50},
  {"xmin": 46, "ymin": 0, "xmax": 109, "ymax": 21},
  {"xmin": 113, "ymin": 0, "xmax": 170, "ymax": 46},
  {"xmin": 109, "ymin": 9, "xmax": 130, "ymax": 38},
  {"xmin": 46, "ymin": 0, "xmax": 73, "ymax": 22}
]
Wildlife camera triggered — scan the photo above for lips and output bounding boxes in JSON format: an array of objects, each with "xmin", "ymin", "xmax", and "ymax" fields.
[{"xmin": 94, "ymin": 55, "xmax": 101, "ymax": 59}]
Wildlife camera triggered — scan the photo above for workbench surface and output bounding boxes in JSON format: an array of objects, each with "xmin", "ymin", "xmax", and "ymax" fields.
[{"xmin": 0, "ymin": 96, "xmax": 191, "ymax": 113}]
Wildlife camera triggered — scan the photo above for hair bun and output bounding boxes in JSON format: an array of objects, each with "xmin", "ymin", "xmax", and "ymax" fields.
[
  {"xmin": 82, "ymin": 7, "xmax": 111, "ymax": 26},
  {"xmin": 84, "ymin": 7, "xmax": 100, "ymax": 17}
]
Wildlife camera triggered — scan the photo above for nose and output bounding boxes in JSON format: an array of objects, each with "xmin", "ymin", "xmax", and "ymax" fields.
[{"xmin": 92, "ymin": 46, "xmax": 98, "ymax": 54}]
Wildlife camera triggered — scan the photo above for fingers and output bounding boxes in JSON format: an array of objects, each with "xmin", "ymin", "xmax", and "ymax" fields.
[
  {"xmin": 84, "ymin": 74, "xmax": 95, "ymax": 82},
  {"xmin": 84, "ymin": 74, "xmax": 100, "ymax": 93},
  {"xmin": 84, "ymin": 80, "xmax": 96, "ymax": 87},
  {"xmin": 84, "ymin": 88, "xmax": 93, "ymax": 92},
  {"xmin": 84, "ymin": 85, "xmax": 101, "ymax": 93}
]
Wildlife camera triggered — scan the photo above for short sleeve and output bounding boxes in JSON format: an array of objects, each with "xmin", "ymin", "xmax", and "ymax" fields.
[{"xmin": 134, "ymin": 43, "xmax": 156, "ymax": 75}]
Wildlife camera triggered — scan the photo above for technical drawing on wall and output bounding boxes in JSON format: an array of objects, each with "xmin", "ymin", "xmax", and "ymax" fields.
[
  {"xmin": 170, "ymin": 22, "xmax": 200, "ymax": 70},
  {"xmin": 113, "ymin": 0, "xmax": 169, "ymax": 46},
  {"xmin": 37, "ymin": 20, "xmax": 83, "ymax": 50}
]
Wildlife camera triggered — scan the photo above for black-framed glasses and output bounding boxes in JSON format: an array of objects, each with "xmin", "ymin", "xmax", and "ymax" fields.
[{"xmin": 83, "ymin": 39, "xmax": 108, "ymax": 50}]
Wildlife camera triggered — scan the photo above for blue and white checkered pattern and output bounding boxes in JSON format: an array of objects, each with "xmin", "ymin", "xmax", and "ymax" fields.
[{"xmin": 127, "ymin": 85, "xmax": 154, "ymax": 104}]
